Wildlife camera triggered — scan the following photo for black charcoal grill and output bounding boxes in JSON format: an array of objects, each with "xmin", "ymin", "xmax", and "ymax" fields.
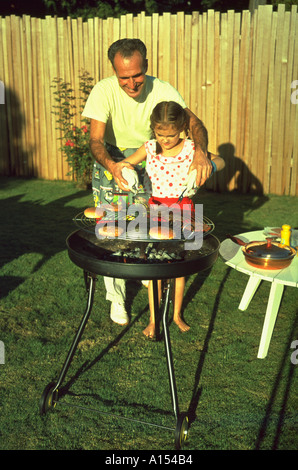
[{"xmin": 39, "ymin": 219, "xmax": 220, "ymax": 449}]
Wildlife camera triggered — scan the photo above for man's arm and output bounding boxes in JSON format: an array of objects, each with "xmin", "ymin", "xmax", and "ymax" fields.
[
  {"xmin": 89, "ymin": 119, "xmax": 132, "ymax": 189},
  {"xmin": 89, "ymin": 119, "xmax": 115, "ymax": 173},
  {"xmin": 185, "ymin": 108, "xmax": 212, "ymax": 187}
]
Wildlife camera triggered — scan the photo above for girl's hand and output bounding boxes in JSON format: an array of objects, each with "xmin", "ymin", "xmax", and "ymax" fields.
[{"xmin": 112, "ymin": 161, "xmax": 135, "ymax": 191}]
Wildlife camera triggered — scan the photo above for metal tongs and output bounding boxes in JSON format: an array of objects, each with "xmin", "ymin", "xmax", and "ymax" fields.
[{"xmin": 176, "ymin": 188, "xmax": 187, "ymax": 203}]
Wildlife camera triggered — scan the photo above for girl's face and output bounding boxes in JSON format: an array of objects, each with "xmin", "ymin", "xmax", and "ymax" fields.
[{"xmin": 154, "ymin": 124, "xmax": 182, "ymax": 151}]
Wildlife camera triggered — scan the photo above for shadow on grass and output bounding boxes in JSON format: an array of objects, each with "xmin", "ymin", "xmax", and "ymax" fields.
[
  {"xmin": 0, "ymin": 184, "xmax": 89, "ymax": 298},
  {"xmin": 255, "ymin": 311, "xmax": 298, "ymax": 450},
  {"xmin": 187, "ymin": 267, "xmax": 232, "ymax": 425},
  {"xmin": 58, "ymin": 304, "xmax": 147, "ymax": 395},
  {"xmin": 56, "ymin": 304, "xmax": 175, "ymax": 421}
]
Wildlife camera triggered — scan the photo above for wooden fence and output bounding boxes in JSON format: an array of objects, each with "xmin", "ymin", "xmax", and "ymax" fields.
[{"xmin": 0, "ymin": 5, "xmax": 297, "ymax": 195}]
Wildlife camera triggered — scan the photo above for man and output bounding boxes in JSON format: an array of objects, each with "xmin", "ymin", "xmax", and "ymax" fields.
[{"xmin": 82, "ymin": 38, "xmax": 212, "ymax": 326}]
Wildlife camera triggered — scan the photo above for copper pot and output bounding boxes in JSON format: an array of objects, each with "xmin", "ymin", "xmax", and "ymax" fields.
[{"xmin": 228, "ymin": 235, "xmax": 296, "ymax": 270}]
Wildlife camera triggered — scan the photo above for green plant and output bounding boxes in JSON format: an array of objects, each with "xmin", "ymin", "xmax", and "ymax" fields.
[{"xmin": 52, "ymin": 71, "xmax": 94, "ymax": 186}]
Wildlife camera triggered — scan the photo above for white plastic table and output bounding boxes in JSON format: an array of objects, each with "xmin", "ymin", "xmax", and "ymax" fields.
[{"xmin": 221, "ymin": 231, "xmax": 298, "ymax": 359}]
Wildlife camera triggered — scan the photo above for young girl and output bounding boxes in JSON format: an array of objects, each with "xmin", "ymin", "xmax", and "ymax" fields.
[{"xmin": 119, "ymin": 101, "xmax": 224, "ymax": 337}]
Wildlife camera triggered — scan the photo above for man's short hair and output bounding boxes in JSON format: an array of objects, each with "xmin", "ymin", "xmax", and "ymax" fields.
[{"xmin": 108, "ymin": 38, "xmax": 147, "ymax": 71}]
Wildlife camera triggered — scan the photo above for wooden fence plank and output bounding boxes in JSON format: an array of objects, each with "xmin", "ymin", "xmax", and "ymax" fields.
[
  {"xmin": 126, "ymin": 13, "xmax": 133, "ymax": 38},
  {"xmin": 228, "ymin": 12, "xmax": 241, "ymax": 192},
  {"xmin": 157, "ymin": 15, "xmax": 163, "ymax": 79},
  {"xmin": 253, "ymin": 7, "xmax": 272, "ymax": 193},
  {"xmin": 21, "ymin": 15, "xmax": 35, "ymax": 176},
  {"xmin": 34, "ymin": 18, "xmax": 46, "ymax": 179},
  {"xmin": 120, "ymin": 14, "xmax": 126, "ymax": 38},
  {"xmin": 151, "ymin": 13, "xmax": 159, "ymax": 77},
  {"xmin": 201, "ymin": 12, "xmax": 207, "ymax": 126},
  {"xmin": 84, "ymin": 19, "xmax": 94, "ymax": 77},
  {"xmin": 213, "ymin": 10, "xmax": 220, "ymax": 159},
  {"xmin": 184, "ymin": 14, "xmax": 192, "ymax": 106},
  {"xmin": 102, "ymin": 18, "xmax": 112, "ymax": 78},
  {"xmin": 236, "ymin": 10, "xmax": 250, "ymax": 166},
  {"xmin": 290, "ymin": 101, "xmax": 298, "ymax": 196},
  {"xmin": 161, "ymin": 13, "xmax": 171, "ymax": 84},
  {"xmin": 137, "ymin": 11, "xmax": 146, "ymax": 45},
  {"xmin": 281, "ymin": 11, "xmax": 293, "ymax": 195},
  {"xmin": 0, "ymin": 17, "xmax": 10, "ymax": 175},
  {"xmin": 5, "ymin": 16, "xmax": 16, "ymax": 174},
  {"xmin": 145, "ymin": 16, "xmax": 152, "ymax": 77},
  {"xmin": 47, "ymin": 16, "xmax": 59, "ymax": 180},
  {"xmin": 263, "ymin": 10, "xmax": 276, "ymax": 195},
  {"xmin": 196, "ymin": 13, "xmax": 203, "ymax": 124},
  {"xmin": 278, "ymin": 5, "xmax": 291, "ymax": 196},
  {"xmin": 170, "ymin": 14, "xmax": 177, "ymax": 90},
  {"xmin": 177, "ymin": 12, "xmax": 185, "ymax": 99},
  {"xmin": 270, "ymin": 4, "xmax": 286, "ymax": 195},
  {"xmin": 206, "ymin": 10, "xmax": 215, "ymax": 153},
  {"xmin": 290, "ymin": 8, "xmax": 298, "ymax": 196},
  {"xmin": 0, "ymin": 18, "xmax": 10, "ymax": 176},
  {"xmin": 284, "ymin": 7, "xmax": 296, "ymax": 194},
  {"xmin": 217, "ymin": 12, "xmax": 233, "ymax": 191},
  {"xmin": 190, "ymin": 12, "xmax": 199, "ymax": 117},
  {"xmin": 10, "ymin": 15, "xmax": 24, "ymax": 175},
  {"xmin": 242, "ymin": 12, "xmax": 253, "ymax": 193},
  {"xmin": 93, "ymin": 17, "xmax": 99, "ymax": 83}
]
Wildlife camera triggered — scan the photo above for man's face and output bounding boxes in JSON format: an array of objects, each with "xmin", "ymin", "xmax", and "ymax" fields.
[{"xmin": 113, "ymin": 51, "xmax": 147, "ymax": 99}]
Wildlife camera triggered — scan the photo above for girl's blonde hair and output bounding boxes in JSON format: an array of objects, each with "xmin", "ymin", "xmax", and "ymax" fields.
[{"xmin": 150, "ymin": 101, "xmax": 190, "ymax": 134}]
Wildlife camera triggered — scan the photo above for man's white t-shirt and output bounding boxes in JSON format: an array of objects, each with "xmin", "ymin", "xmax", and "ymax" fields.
[{"xmin": 82, "ymin": 75, "xmax": 187, "ymax": 149}]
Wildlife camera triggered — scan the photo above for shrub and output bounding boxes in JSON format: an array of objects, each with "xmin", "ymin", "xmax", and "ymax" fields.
[{"xmin": 52, "ymin": 71, "xmax": 94, "ymax": 187}]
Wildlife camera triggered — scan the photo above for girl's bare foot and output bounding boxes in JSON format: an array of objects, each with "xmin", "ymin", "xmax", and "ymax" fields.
[
  {"xmin": 174, "ymin": 317, "xmax": 190, "ymax": 332},
  {"xmin": 143, "ymin": 323, "xmax": 155, "ymax": 338}
]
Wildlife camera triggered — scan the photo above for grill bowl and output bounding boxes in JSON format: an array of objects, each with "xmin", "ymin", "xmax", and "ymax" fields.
[{"xmin": 66, "ymin": 229, "xmax": 220, "ymax": 280}]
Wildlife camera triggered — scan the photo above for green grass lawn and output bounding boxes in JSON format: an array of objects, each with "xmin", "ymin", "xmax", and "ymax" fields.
[{"xmin": 0, "ymin": 177, "xmax": 297, "ymax": 450}]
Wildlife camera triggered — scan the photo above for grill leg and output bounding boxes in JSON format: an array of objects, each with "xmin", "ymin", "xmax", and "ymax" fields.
[
  {"xmin": 152, "ymin": 279, "xmax": 161, "ymax": 341},
  {"xmin": 161, "ymin": 280, "xmax": 179, "ymax": 421},
  {"xmin": 55, "ymin": 272, "xmax": 96, "ymax": 391},
  {"xmin": 40, "ymin": 272, "xmax": 97, "ymax": 415}
]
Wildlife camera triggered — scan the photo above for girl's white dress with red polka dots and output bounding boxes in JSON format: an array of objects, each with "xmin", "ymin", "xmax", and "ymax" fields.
[{"xmin": 144, "ymin": 139, "xmax": 194, "ymax": 198}]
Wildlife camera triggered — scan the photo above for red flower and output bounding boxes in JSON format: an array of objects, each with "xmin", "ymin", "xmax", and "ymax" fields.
[
  {"xmin": 81, "ymin": 125, "xmax": 88, "ymax": 133},
  {"xmin": 65, "ymin": 140, "xmax": 74, "ymax": 147}
]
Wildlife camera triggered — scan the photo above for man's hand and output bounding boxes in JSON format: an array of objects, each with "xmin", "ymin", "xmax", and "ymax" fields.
[
  {"xmin": 112, "ymin": 161, "xmax": 135, "ymax": 191},
  {"xmin": 184, "ymin": 109, "xmax": 210, "ymax": 186},
  {"xmin": 188, "ymin": 148, "xmax": 212, "ymax": 187}
]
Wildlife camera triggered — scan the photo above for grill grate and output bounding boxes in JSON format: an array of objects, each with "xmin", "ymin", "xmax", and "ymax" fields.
[{"xmin": 73, "ymin": 210, "xmax": 215, "ymax": 241}]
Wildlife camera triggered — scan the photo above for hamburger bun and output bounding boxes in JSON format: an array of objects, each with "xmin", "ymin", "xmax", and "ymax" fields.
[
  {"xmin": 149, "ymin": 226, "xmax": 176, "ymax": 240},
  {"xmin": 84, "ymin": 207, "xmax": 100, "ymax": 219},
  {"xmin": 97, "ymin": 224, "xmax": 124, "ymax": 238}
]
